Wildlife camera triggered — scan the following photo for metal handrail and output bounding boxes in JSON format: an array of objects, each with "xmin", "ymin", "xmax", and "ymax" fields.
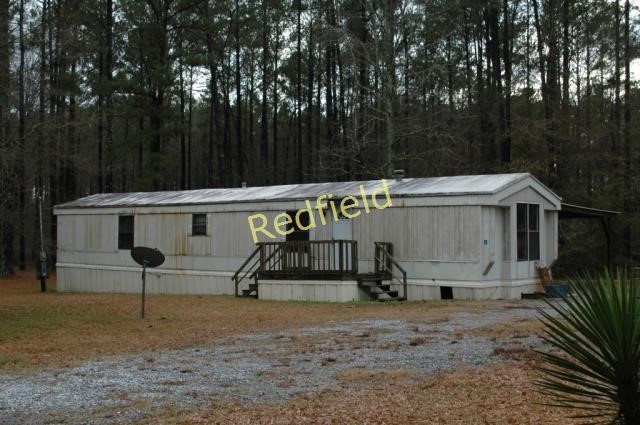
[
  {"xmin": 233, "ymin": 244, "xmax": 287, "ymax": 297},
  {"xmin": 232, "ymin": 245, "xmax": 262, "ymax": 297},
  {"xmin": 374, "ymin": 242, "xmax": 408, "ymax": 300}
]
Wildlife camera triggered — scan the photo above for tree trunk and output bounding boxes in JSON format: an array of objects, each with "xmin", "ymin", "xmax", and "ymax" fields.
[
  {"xmin": 315, "ymin": 49, "xmax": 321, "ymax": 179},
  {"xmin": 463, "ymin": 9, "xmax": 474, "ymax": 167},
  {"xmin": 325, "ymin": 0, "xmax": 336, "ymax": 154},
  {"xmin": 148, "ymin": 4, "xmax": 170, "ymax": 190},
  {"xmin": 623, "ymin": 0, "xmax": 631, "ymax": 261},
  {"xmin": 501, "ymin": 0, "xmax": 512, "ymax": 164},
  {"xmin": 18, "ymin": 0, "xmax": 26, "ymax": 269},
  {"xmin": 383, "ymin": 0, "xmax": 397, "ymax": 176},
  {"xmin": 272, "ymin": 20, "xmax": 280, "ymax": 182},
  {"xmin": 260, "ymin": 0, "xmax": 269, "ymax": 183},
  {"xmin": 223, "ymin": 60, "xmax": 231, "ymax": 187},
  {"xmin": 137, "ymin": 113, "xmax": 144, "ymax": 181},
  {"xmin": 296, "ymin": 0, "xmax": 302, "ymax": 182},
  {"xmin": 105, "ymin": 0, "xmax": 114, "ymax": 191},
  {"xmin": 205, "ymin": 12, "xmax": 220, "ymax": 187},
  {"xmin": 67, "ymin": 61, "xmax": 77, "ymax": 199},
  {"xmin": 0, "ymin": 0, "xmax": 12, "ymax": 275},
  {"xmin": 306, "ymin": 17, "xmax": 314, "ymax": 181},
  {"xmin": 235, "ymin": 0, "xmax": 243, "ymax": 185},
  {"xmin": 97, "ymin": 53, "xmax": 104, "ymax": 191},
  {"xmin": 525, "ymin": 0, "xmax": 531, "ymax": 105},
  {"xmin": 532, "ymin": 0, "xmax": 546, "ymax": 107},
  {"xmin": 178, "ymin": 31, "xmax": 186, "ymax": 189},
  {"xmin": 487, "ymin": 4, "xmax": 502, "ymax": 166},
  {"xmin": 355, "ymin": 1, "xmax": 369, "ymax": 178},
  {"xmin": 38, "ymin": 0, "xmax": 48, "ymax": 194},
  {"xmin": 337, "ymin": 44, "xmax": 347, "ymax": 178},
  {"xmin": 248, "ymin": 48, "xmax": 255, "ymax": 181},
  {"xmin": 187, "ymin": 65, "xmax": 193, "ymax": 189},
  {"xmin": 613, "ymin": 0, "xmax": 621, "ymax": 156},
  {"xmin": 475, "ymin": 9, "xmax": 485, "ymax": 171},
  {"xmin": 561, "ymin": 0, "xmax": 570, "ymax": 111}
]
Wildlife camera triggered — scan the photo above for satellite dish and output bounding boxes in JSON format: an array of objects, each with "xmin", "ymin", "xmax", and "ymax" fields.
[
  {"xmin": 131, "ymin": 246, "xmax": 165, "ymax": 268},
  {"xmin": 130, "ymin": 247, "xmax": 165, "ymax": 319}
]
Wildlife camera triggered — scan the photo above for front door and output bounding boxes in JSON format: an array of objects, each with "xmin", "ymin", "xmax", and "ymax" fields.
[
  {"xmin": 332, "ymin": 213, "xmax": 353, "ymax": 270},
  {"xmin": 285, "ymin": 210, "xmax": 309, "ymax": 270}
]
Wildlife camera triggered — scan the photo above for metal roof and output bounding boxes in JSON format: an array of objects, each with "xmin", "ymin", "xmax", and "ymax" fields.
[{"xmin": 55, "ymin": 173, "xmax": 538, "ymax": 209}]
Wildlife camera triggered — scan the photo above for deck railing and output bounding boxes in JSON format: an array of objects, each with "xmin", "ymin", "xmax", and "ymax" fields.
[{"xmin": 258, "ymin": 240, "xmax": 358, "ymax": 278}]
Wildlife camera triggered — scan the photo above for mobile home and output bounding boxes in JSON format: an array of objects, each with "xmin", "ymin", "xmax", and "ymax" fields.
[{"xmin": 54, "ymin": 173, "xmax": 561, "ymax": 301}]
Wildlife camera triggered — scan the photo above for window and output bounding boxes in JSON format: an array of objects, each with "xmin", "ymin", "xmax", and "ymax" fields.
[
  {"xmin": 516, "ymin": 204, "xmax": 540, "ymax": 261},
  {"xmin": 192, "ymin": 214, "xmax": 207, "ymax": 236},
  {"xmin": 118, "ymin": 215, "xmax": 134, "ymax": 250}
]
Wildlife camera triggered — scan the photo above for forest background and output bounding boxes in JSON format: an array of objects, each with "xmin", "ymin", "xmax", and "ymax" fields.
[{"xmin": 0, "ymin": 0, "xmax": 638, "ymax": 275}]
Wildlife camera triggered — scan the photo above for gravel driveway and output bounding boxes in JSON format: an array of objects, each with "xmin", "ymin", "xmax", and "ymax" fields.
[{"xmin": 0, "ymin": 301, "xmax": 552, "ymax": 424}]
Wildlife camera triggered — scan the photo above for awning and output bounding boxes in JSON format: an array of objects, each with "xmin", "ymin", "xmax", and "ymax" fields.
[
  {"xmin": 559, "ymin": 203, "xmax": 620, "ymax": 266},
  {"xmin": 559, "ymin": 203, "xmax": 620, "ymax": 219}
]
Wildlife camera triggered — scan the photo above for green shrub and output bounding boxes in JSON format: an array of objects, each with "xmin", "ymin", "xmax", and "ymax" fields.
[{"xmin": 537, "ymin": 270, "xmax": 640, "ymax": 424}]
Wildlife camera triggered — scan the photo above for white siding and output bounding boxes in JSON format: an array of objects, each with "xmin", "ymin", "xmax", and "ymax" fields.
[
  {"xmin": 353, "ymin": 206, "xmax": 481, "ymax": 262},
  {"xmin": 258, "ymin": 280, "xmax": 366, "ymax": 302},
  {"xmin": 58, "ymin": 214, "xmax": 117, "ymax": 253},
  {"xmin": 57, "ymin": 265, "xmax": 234, "ymax": 294},
  {"xmin": 498, "ymin": 186, "xmax": 555, "ymax": 210},
  {"xmin": 133, "ymin": 211, "xmax": 287, "ymax": 258}
]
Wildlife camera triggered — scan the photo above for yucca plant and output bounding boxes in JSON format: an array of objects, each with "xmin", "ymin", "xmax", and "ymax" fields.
[{"xmin": 537, "ymin": 270, "xmax": 640, "ymax": 424}]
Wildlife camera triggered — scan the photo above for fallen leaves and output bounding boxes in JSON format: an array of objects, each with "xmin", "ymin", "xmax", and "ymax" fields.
[
  {"xmin": 0, "ymin": 269, "xmax": 521, "ymax": 372},
  {"xmin": 149, "ymin": 363, "xmax": 588, "ymax": 425}
]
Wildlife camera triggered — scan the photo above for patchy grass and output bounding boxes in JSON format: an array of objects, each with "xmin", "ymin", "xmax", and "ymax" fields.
[
  {"xmin": 408, "ymin": 336, "xmax": 429, "ymax": 346},
  {"xmin": 0, "ymin": 269, "xmax": 524, "ymax": 372},
  {"xmin": 142, "ymin": 363, "xmax": 590, "ymax": 425},
  {"xmin": 337, "ymin": 367, "xmax": 415, "ymax": 384},
  {"xmin": 0, "ymin": 302, "xmax": 117, "ymax": 341},
  {"xmin": 492, "ymin": 345, "xmax": 539, "ymax": 362},
  {"xmin": 468, "ymin": 316, "xmax": 545, "ymax": 340},
  {"xmin": 3, "ymin": 271, "xmax": 586, "ymax": 424},
  {"xmin": 0, "ymin": 354, "xmax": 24, "ymax": 367}
]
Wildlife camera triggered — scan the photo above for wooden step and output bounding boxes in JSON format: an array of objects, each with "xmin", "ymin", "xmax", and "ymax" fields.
[
  {"xmin": 241, "ymin": 288, "xmax": 258, "ymax": 298},
  {"xmin": 374, "ymin": 291, "xmax": 400, "ymax": 301},
  {"xmin": 366, "ymin": 285, "xmax": 392, "ymax": 294},
  {"xmin": 358, "ymin": 280, "xmax": 383, "ymax": 287},
  {"xmin": 372, "ymin": 289, "xmax": 398, "ymax": 297},
  {"xmin": 357, "ymin": 273, "xmax": 384, "ymax": 279}
]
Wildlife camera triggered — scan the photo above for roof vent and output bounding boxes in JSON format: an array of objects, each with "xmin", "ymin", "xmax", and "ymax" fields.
[
  {"xmin": 393, "ymin": 169, "xmax": 405, "ymax": 182},
  {"xmin": 241, "ymin": 182, "xmax": 247, "ymax": 188}
]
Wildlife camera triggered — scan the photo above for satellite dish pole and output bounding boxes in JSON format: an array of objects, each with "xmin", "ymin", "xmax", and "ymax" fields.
[
  {"xmin": 140, "ymin": 259, "xmax": 147, "ymax": 319},
  {"xmin": 130, "ymin": 246, "xmax": 165, "ymax": 319},
  {"xmin": 38, "ymin": 190, "xmax": 47, "ymax": 292}
]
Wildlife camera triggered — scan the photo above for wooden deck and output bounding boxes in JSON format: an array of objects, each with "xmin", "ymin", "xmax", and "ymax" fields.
[
  {"xmin": 232, "ymin": 240, "xmax": 407, "ymax": 301},
  {"xmin": 258, "ymin": 240, "xmax": 358, "ymax": 279}
]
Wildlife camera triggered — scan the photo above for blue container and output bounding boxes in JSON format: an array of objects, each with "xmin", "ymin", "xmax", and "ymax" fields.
[{"xmin": 545, "ymin": 283, "xmax": 570, "ymax": 298}]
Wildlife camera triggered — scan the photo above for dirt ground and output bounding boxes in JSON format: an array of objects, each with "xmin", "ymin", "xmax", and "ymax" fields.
[
  {"xmin": 0, "ymin": 269, "xmax": 527, "ymax": 372},
  {"xmin": 0, "ymin": 270, "xmax": 592, "ymax": 424},
  {"xmin": 155, "ymin": 363, "xmax": 579, "ymax": 425}
]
